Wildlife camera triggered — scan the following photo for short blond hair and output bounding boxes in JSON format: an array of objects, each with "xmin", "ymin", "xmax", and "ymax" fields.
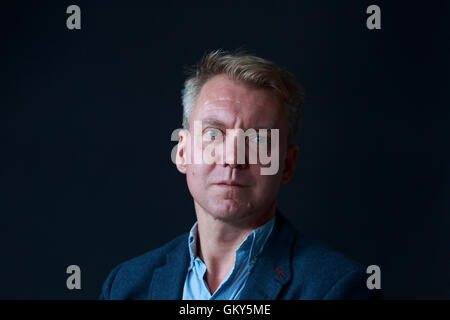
[{"xmin": 181, "ymin": 50, "xmax": 305, "ymax": 145}]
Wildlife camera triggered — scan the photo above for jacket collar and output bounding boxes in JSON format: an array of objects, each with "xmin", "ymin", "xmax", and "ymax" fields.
[
  {"xmin": 148, "ymin": 235, "xmax": 190, "ymax": 300},
  {"xmin": 238, "ymin": 211, "xmax": 296, "ymax": 299},
  {"xmin": 148, "ymin": 209, "xmax": 296, "ymax": 300}
]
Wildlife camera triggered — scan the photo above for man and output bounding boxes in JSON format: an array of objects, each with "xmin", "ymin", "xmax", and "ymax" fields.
[{"xmin": 99, "ymin": 50, "xmax": 380, "ymax": 300}]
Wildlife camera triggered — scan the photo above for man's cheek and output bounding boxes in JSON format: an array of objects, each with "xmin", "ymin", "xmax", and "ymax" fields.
[{"xmin": 187, "ymin": 164, "xmax": 210, "ymax": 182}]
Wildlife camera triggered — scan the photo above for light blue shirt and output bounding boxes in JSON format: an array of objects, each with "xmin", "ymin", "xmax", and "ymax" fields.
[{"xmin": 182, "ymin": 216, "xmax": 275, "ymax": 300}]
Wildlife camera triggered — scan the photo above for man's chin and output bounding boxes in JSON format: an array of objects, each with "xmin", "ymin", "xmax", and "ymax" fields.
[{"xmin": 204, "ymin": 203, "xmax": 255, "ymax": 223}]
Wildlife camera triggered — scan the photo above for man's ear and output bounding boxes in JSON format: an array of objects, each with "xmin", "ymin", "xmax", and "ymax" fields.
[
  {"xmin": 175, "ymin": 129, "xmax": 189, "ymax": 174},
  {"xmin": 281, "ymin": 144, "xmax": 299, "ymax": 185}
]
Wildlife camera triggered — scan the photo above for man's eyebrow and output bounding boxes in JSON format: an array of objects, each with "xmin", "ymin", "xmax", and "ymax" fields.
[
  {"xmin": 200, "ymin": 119, "xmax": 277, "ymax": 131},
  {"xmin": 201, "ymin": 119, "xmax": 228, "ymax": 128},
  {"xmin": 253, "ymin": 125, "xmax": 276, "ymax": 130}
]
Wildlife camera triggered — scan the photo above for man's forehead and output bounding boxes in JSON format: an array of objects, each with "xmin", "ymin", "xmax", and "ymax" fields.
[
  {"xmin": 196, "ymin": 74, "xmax": 281, "ymax": 109},
  {"xmin": 191, "ymin": 104, "xmax": 282, "ymax": 129}
]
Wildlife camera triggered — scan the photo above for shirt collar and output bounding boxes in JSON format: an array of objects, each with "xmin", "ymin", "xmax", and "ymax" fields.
[{"xmin": 187, "ymin": 215, "xmax": 276, "ymax": 267}]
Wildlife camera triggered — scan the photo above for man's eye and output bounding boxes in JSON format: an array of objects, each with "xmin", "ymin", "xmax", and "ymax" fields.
[
  {"xmin": 251, "ymin": 135, "xmax": 267, "ymax": 143},
  {"xmin": 203, "ymin": 128, "xmax": 221, "ymax": 140}
]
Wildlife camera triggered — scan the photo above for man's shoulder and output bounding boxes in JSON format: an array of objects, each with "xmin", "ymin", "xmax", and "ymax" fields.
[
  {"xmin": 99, "ymin": 233, "xmax": 188, "ymax": 299},
  {"xmin": 273, "ymin": 214, "xmax": 376, "ymax": 299},
  {"xmin": 291, "ymin": 231, "xmax": 365, "ymax": 277},
  {"xmin": 286, "ymin": 228, "xmax": 375, "ymax": 299},
  {"xmin": 121, "ymin": 233, "xmax": 188, "ymax": 269},
  {"xmin": 276, "ymin": 214, "xmax": 364, "ymax": 275}
]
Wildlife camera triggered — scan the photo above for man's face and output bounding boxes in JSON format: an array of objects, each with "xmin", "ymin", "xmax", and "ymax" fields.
[{"xmin": 176, "ymin": 74, "xmax": 298, "ymax": 222}]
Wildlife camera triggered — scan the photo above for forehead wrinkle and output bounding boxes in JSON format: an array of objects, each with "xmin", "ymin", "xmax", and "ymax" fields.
[
  {"xmin": 204, "ymin": 96, "xmax": 243, "ymax": 104},
  {"xmin": 201, "ymin": 118, "xmax": 228, "ymax": 128},
  {"xmin": 199, "ymin": 99, "xmax": 244, "ymax": 113}
]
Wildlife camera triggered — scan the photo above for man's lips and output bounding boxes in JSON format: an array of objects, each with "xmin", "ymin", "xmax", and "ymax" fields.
[{"xmin": 214, "ymin": 181, "xmax": 248, "ymax": 188}]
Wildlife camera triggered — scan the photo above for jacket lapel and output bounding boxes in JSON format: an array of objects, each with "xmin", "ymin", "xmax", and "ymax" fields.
[
  {"xmin": 148, "ymin": 235, "xmax": 190, "ymax": 300},
  {"xmin": 239, "ymin": 212, "xmax": 296, "ymax": 300}
]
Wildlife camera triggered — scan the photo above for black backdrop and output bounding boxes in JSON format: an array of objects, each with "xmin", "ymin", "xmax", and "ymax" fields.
[{"xmin": 1, "ymin": 0, "xmax": 449, "ymax": 299}]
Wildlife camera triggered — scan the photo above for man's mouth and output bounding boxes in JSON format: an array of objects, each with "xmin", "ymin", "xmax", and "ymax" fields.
[{"xmin": 215, "ymin": 181, "xmax": 248, "ymax": 188}]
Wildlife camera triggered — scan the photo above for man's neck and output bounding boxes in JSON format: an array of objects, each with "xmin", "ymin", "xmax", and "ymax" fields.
[{"xmin": 193, "ymin": 203, "xmax": 276, "ymax": 294}]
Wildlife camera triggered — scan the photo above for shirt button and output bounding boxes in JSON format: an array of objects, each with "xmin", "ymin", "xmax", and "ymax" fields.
[{"xmin": 250, "ymin": 257, "xmax": 257, "ymax": 265}]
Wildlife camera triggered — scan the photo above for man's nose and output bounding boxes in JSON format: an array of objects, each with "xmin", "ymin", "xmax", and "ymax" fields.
[{"xmin": 223, "ymin": 131, "xmax": 248, "ymax": 169}]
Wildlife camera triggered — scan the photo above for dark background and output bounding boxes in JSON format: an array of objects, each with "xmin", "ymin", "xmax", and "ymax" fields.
[{"xmin": 1, "ymin": 0, "xmax": 449, "ymax": 299}]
